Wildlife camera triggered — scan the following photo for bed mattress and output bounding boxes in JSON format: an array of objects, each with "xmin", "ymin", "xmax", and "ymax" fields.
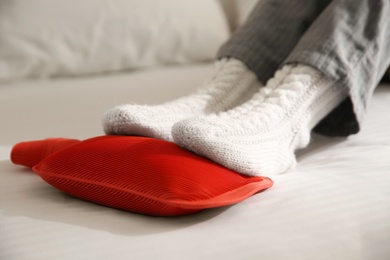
[{"xmin": 1, "ymin": 64, "xmax": 390, "ymax": 260}]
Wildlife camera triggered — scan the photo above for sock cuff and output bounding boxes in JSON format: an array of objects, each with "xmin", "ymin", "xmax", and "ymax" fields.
[
  {"xmin": 284, "ymin": 64, "xmax": 348, "ymax": 131},
  {"xmin": 265, "ymin": 64, "xmax": 347, "ymax": 137},
  {"xmin": 307, "ymin": 82, "xmax": 348, "ymax": 129}
]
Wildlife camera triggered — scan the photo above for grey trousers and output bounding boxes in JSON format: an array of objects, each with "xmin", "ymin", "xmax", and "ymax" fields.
[{"xmin": 218, "ymin": 0, "xmax": 390, "ymax": 136}]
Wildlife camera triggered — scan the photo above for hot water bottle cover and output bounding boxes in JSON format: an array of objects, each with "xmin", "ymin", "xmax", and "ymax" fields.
[{"xmin": 11, "ymin": 135, "xmax": 273, "ymax": 216}]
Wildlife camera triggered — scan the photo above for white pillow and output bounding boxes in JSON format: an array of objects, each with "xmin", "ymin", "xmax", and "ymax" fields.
[{"xmin": 0, "ymin": 0, "xmax": 229, "ymax": 81}]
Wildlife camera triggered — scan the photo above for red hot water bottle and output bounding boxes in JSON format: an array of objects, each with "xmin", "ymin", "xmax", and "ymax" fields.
[{"xmin": 12, "ymin": 135, "xmax": 273, "ymax": 216}]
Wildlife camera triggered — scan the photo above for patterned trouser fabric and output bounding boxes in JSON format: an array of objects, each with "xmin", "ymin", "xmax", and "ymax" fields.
[{"xmin": 218, "ymin": 0, "xmax": 390, "ymax": 136}]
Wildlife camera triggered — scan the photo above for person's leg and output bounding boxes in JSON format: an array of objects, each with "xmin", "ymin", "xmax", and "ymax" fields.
[
  {"xmin": 284, "ymin": 0, "xmax": 390, "ymax": 136},
  {"xmin": 102, "ymin": 0, "xmax": 331, "ymax": 142},
  {"xmin": 172, "ymin": 0, "xmax": 390, "ymax": 176},
  {"xmin": 218, "ymin": 0, "xmax": 332, "ymax": 84},
  {"xmin": 172, "ymin": 64, "xmax": 347, "ymax": 176},
  {"xmin": 102, "ymin": 58, "xmax": 261, "ymax": 141}
]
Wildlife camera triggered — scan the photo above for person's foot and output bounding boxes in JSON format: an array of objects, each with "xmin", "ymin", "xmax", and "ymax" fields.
[
  {"xmin": 172, "ymin": 65, "xmax": 347, "ymax": 176},
  {"xmin": 102, "ymin": 58, "xmax": 261, "ymax": 141}
]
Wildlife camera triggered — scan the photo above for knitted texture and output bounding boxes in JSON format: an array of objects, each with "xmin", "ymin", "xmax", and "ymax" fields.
[
  {"xmin": 172, "ymin": 65, "xmax": 347, "ymax": 176},
  {"xmin": 102, "ymin": 58, "xmax": 261, "ymax": 141}
]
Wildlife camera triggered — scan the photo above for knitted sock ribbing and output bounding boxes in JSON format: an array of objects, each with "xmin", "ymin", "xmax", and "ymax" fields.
[
  {"xmin": 172, "ymin": 64, "xmax": 347, "ymax": 176},
  {"xmin": 102, "ymin": 58, "xmax": 262, "ymax": 141}
]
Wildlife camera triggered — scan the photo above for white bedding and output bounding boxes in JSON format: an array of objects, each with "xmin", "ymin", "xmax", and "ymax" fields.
[{"xmin": 1, "ymin": 64, "xmax": 390, "ymax": 260}]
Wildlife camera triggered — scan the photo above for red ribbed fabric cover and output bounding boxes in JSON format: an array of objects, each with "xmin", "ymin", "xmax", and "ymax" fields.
[{"xmin": 18, "ymin": 135, "xmax": 272, "ymax": 216}]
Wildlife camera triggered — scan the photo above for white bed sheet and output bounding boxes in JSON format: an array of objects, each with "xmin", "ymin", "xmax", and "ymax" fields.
[{"xmin": 1, "ymin": 64, "xmax": 390, "ymax": 260}]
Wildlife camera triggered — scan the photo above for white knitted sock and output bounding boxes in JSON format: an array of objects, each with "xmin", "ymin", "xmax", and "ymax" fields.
[
  {"xmin": 172, "ymin": 64, "xmax": 347, "ymax": 176},
  {"xmin": 102, "ymin": 58, "xmax": 261, "ymax": 141}
]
